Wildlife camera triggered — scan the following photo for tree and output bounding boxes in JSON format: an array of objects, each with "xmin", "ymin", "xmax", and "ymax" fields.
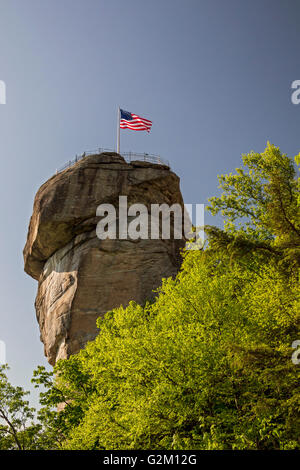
[
  {"xmin": 33, "ymin": 251, "xmax": 299, "ymax": 450},
  {"xmin": 0, "ymin": 365, "xmax": 42, "ymax": 450},
  {"xmin": 206, "ymin": 142, "xmax": 300, "ymax": 273}
]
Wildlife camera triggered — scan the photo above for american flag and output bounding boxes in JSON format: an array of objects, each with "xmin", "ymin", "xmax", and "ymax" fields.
[{"xmin": 120, "ymin": 109, "xmax": 152, "ymax": 133}]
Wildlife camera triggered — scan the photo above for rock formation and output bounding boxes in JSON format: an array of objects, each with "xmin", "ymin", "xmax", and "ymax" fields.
[{"xmin": 24, "ymin": 153, "xmax": 186, "ymax": 365}]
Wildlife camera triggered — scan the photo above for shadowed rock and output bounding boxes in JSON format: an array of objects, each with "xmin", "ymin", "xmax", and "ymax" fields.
[{"xmin": 24, "ymin": 153, "xmax": 186, "ymax": 365}]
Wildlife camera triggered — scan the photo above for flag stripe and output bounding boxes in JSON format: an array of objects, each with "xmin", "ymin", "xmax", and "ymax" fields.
[
  {"xmin": 120, "ymin": 125, "xmax": 151, "ymax": 130},
  {"xmin": 120, "ymin": 126, "xmax": 149, "ymax": 131},
  {"xmin": 131, "ymin": 114, "xmax": 152, "ymax": 124},
  {"xmin": 120, "ymin": 119, "xmax": 151, "ymax": 125},
  {"xmin": 120, "ymin": 121, "xmax": 152, "ymax": 128},
  {"xmin": 120, "ymin": 122, "xmax": 152, "ymax": 128}
]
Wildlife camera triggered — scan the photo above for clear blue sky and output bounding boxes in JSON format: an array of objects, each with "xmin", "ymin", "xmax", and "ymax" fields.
[{"xmin": 0, "ymin": 0, "xmax": 299, "ymax": 403}]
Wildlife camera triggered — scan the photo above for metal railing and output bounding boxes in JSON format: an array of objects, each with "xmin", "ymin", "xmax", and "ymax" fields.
[{"xmin": 56, "ymin": 148, "xmax": 170, "ymax": 174}]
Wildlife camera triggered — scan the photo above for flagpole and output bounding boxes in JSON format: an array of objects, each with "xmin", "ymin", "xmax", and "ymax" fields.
[{"xmin": 117, "ymin": 106, "xmax": 120, "ymax": 154}]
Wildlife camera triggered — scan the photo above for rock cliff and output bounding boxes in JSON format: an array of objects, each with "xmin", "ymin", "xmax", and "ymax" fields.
[{"xmin": 24, "ymin": 153, "xmax": 186, "ymax": 365}]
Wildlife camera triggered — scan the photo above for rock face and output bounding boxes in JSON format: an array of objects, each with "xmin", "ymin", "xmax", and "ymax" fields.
[{"xmin": 24, "ymin": 153, "xmax": 186, "ymax": 365}]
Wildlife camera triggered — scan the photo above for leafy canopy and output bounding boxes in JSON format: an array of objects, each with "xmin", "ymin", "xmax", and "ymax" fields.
[
  {"xmin": 206, "ymin": 142, "xmax": 300, "ymax": 272},
  {"xmin": 0, "ymin": 365, "xmax": 43, "ymax": 450}
]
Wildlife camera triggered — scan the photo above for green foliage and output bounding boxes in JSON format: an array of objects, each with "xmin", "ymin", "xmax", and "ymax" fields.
[
  {"xmin": 206, "ymin": 143, "xmax": 300, "ymax": 272},
  {"xmin": 0, "ymin": 365, "xmax": 43, "ymax": 449},
  {"xmin": 34, "ymin": 248, "xmax": 299, "ymax": 449},
  {"xmin": 296, "ymin": 153, "xmax": 300, "ymax": 205}
]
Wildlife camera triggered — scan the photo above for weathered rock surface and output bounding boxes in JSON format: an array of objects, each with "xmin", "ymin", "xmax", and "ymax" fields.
[{"xmin": 24, "ymin": 153, "xmax": 186, "ymax": 365}]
